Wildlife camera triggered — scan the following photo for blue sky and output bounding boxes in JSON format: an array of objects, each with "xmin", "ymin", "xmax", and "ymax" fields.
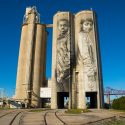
[{"xmin": 0, "ymin": 0, "xmax": 125, "ymax": 97}]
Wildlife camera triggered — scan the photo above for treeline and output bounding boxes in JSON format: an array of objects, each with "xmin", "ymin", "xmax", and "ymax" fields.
[{"xmin": 112, "ymin": 96, "xmax": 125, "ymax": 110}]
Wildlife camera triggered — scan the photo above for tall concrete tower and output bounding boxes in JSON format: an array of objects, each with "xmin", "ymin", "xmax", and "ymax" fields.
[
  {"xmin": 51, "ymin": 10, "xmax": 104, "ymax": 109},
  {"xmin": 75, "ymin": 10, "xmax": 104, "ymax": 109},
  {"xmin": 51, "ymin": 12, "xmax": 75, "ymax": 109},
  {"xmin": 15, "ymin": 6, "xmax": 47, "ymax": 107}
]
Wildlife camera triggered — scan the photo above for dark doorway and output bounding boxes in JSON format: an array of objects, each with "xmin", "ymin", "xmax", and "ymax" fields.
[
  {"xmin": 41, "ymin": 98, "xmax": 51, "ymax": 108},
  {"xmin": 86, "ymin": 92, "xmax": 97, "ymax": 108},
  {"xmin": 57, "ymin": 92, "xmax": 69, "ymax": 109}
]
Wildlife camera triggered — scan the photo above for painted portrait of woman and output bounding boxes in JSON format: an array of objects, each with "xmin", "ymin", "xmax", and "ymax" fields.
[{"xmin": 77, "ymin": 18, "xmax": 97, "ymax": 90}]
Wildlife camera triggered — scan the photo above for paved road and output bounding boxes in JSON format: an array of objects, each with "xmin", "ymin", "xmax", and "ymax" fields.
[{"xmin": 0, "ymin": 109, "xmax": 125, "ymax": 125}]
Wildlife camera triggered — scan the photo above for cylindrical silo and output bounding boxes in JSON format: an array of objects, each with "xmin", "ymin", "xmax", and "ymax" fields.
[
  {"xmin": 51, "ymin": 12, "xmax": 75, "ymax": 109},
  {"xmin": 15, "ymin": 24, "xmax": 28, "ymax": 101},
  {"xmin": 15, "ymin": 7, "xmax": 47, "ymax": 108},
  {"xmin": 31, "ymin": 24, "xmax": 47, "ymax": 107},
  {"xmin": 75, "ymin": 10, "xmax": 104, "ymax": 109}
]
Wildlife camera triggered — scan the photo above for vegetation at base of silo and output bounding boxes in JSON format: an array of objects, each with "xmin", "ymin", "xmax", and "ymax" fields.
[
  {"xmin": 65, "ymin": 109, "xmax": 90, "ymax": 114},
  {"xmin": 112, "ymin": 96, "xmax": 125, "ymax": 110},
  {"xmin": 29, "ymin": 108, "xmax": 50, "ymax": 112}
]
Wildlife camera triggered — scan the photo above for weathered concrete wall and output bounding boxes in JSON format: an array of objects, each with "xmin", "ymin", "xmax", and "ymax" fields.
[
  {"xmin": 15, "ymin": 24, "xmax": 28, "ymax": 101},
  {"xmin": 15, "ymin": 7, "xmax": 47, "ymax": 107},
  {"xmin": 31, "ymin": 24, "xmax": 47, "ymax": 107},
  {"xmin": 75, "ymin": 10, "xmax": 104, "ymax": 109},
  {"xmin": 51, "ymin": 12, "xmax": 75, "ymax": 109}
]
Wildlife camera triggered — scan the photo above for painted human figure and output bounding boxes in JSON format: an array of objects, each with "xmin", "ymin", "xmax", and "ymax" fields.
[
  {"xmin": 56, "ymin": 19, "xmax": 70, "ymax": 91},
  {"xmin": 77, "ymin": 18, "xmax": 97, "ymax": 90}
]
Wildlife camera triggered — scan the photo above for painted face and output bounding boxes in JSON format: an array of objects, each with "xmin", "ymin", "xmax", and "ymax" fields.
[
  {"xmin": 58, "ymin": 20, "xmax": 68, "ymax": 34},
  {"xmin": 82, "ymin": 20, "xmax": 93, "ymax": 33}
]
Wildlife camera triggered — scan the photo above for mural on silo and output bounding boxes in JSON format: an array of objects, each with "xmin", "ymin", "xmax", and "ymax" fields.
[
  {"xmin": 56, "ymin": 18, "xmax": 70, "ymax": 92},
  {"xmin": 76, "ymin": 12, "xmax": 97, "ymax": 92}
]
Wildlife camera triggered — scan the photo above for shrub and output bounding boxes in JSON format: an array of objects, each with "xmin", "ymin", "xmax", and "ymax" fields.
[
  {"xmin": 65, "ymin": 109, "xmax": 90, "ymax": 114},
  {"xmin": 112, "ymin": 96, "xmax": 125, "ymax": 110}
]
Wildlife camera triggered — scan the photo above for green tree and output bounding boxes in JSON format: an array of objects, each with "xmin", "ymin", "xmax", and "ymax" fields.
[{"xmin": 112, "ymin": 96, "xmax": 125, "ymax": 110}]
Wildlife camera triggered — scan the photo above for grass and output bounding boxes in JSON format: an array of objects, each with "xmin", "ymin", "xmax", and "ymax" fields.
[
  {"xmin": 29, "ymin": 108, "xmax": 50, "ymax": 112},
  {"xmin": 109, "ymin": 109, "xmax": 125, "ymax": 114},
  {"xmin": 104, "ymin": 120, "xmax": 125, "ymax": 125},
  {"xmin": 110, "ymin": 109, "xmax": 125, "ymax": 112},
  {"xmin": 0, "ymin": 107, "xmax": 15, "ymax": 110},
  {"xmin": 65, "ymin": 109, "xmax": 90, "ymax": 114}
]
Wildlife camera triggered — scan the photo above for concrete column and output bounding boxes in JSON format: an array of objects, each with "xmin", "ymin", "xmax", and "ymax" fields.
[
  {"xmin": 75, "ymin": 10, "xmax": 104, "ymax": 109},
  {"xmin": 51, "ymin": 13, "xmax": 58, "ymax": 109},
  {"xmin": 31, "ymin": 24, "xmax": 47, "ymax": 107},
  {"xmin": 25, "ymin": 12, "xmax": 36, "ymax": 106},
  {"xmin": 93, "ymin": 13, "xmax": 104, "ymax": 108},
  {"xmin": 51, "ymin": 79, "xmax": 57, "ymax": 109},
  {"xmin": 15, "ymin": 25, "xmax": 28, "ymax": 101},
  {"xmin": 77, "ymin": 70, "xmax": 86, "ymax": 109},
  {"xmin": 72, "ymin": 71, "xmax": 78, "ymax": 108},
  {"xmin": 51, "ymin": 12, "xmax": 74, "ymax": 109}
]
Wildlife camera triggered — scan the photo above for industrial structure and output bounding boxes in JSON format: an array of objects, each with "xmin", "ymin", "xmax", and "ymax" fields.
[
  {"xmin": 15, "ymin": 7, "xmax": 47, "ymax": 107},
  {"xmin": 15, "ymin": 6, "xmax": 104, "ymax": 109}
]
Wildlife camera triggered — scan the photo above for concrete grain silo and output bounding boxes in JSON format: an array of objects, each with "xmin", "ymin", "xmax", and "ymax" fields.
[{"xmin": 15, "ymin": 6, "xmax": 47, "ymax": 108}]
